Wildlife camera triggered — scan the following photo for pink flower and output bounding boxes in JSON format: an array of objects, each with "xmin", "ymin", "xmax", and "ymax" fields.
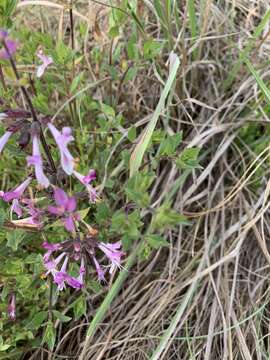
[
  {"xmin": 47, "ymin": 124, "xmax": 74, "ymax": 175},
  {"xmin": 10, "ymin": 199, "xmax": 23, "ymax": 217},
  {"xmin": 0, "ymin": 30, "xmax": 17, "ymax": 59},
  {"xmin": 8, "ymin": 294, "xmax": 16, "ymax": 321},
  {"xmin": 1, "ymin": 177, "xmax": 31, "ymax": 202},
  {"xmin": 48, "ymin": 188, "xmax": 79, "ymax": 232},
  {"xmin": 53, "ymin": 256, "xmax": 69, "ymax": 291},
  {"xmin": 0, "ymin": 131, "xmax": 12, "ymax": 153},
  {"xmin": 36, "ymin": 52, "xmax": 53, "ymax": 78},
  {"xmin": 27, "ymin": 133, "xmax": 50, "ymax": 188},
  {"xmin": 11, "ymin": 215, "xmax": 43, "ymax": 229},
  {"xmin": 98, "ymin": 241, "xmax": 124, "ymax": 274},
  {"xmin": 93, "ymin": 257, "xmax": 106, "ymax": 282},
  {"xmin": 73, "ymin": 169, "xmax": 97, "ymax": 203},
  {"xmin": 44, "ymin": 252, "xmax": 66, "ymax": 277},
  {"xmin": 42, "ymin": 241, "xmax": 63, "ymax": 262}
]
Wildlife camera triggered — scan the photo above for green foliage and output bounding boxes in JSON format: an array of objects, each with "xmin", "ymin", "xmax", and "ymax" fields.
[
  {"xmin": 0, "ymin": 0, "xmax": 17, "ymax": 27},
  {"xmin": 125, "ymin": 171, "xmax": 155, "ymax": 208},
  {"xmin": 176, "ymin": 147, "xmax": 200, "ymax": 169},
  {"xmin": 43, "ymin": 321, "xmax": 56, "ymax": 350},
  {"xmin": 158, "ymin": 132, "xmax": 182, "ymax": 156},
  {"xmin": 151, "ymin": 202, "xmax": 189, "ymax": 231},
  {"xmin": 6, "ymin": 230, "xmax": 25, "ymax": 251}
]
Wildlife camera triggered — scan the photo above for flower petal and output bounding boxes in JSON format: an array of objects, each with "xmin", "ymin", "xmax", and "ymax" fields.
[
  {"xmin": 0, "ymin": 131, "xmax": 12, "ymax": 153},
  {"xmin": 63, "ymin": 216, "xmax": 75, "ymax": 232}
]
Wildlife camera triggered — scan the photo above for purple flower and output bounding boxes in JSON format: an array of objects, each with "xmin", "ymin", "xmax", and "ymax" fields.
[
  {"xmin": 48, "ymin": 188, "xmax": 79, "ymax": 232},
  {"xmin": 44, "ymin": 252, "xmax": 66, "ymax": 277},
  {"xmin": 1, "ymin": 177, "xmax": 31, "ymax": 202},
  {"xmin": 11, "ymin": 215, "xmax": 42, "ymax": 229},
  {"xmin": 53, "ymin": 256, "xmax": 69, "ymax": 291},
  {"xmin": 65, "ymin": 275, "xmax": 83, "ymax": 289},
  {"xmin": 53, "ymin": 256, "xmax": 83, "ymax": 291},
  {"xmin": 42, "ymin": 241, "xmax": 63, "ymax": 252},
  {"xmin": 42, "ymin": 241, "xmax": 63, "ymax": 262},
  {"xmin": 93, "ymin": 256, "xmax": 106, "ymax": 282},
  {"xmin": 27, "ymin": 133, "xmax": 50, "ymax": 188},
  {"xmin": 8, "ymin": 294, "xmax": 16, "ymax": 321},
  {"xmin": 10, "ymin": 199, "xmax": 23, "ymax": 217},
  {"xmin": 73, "ymin": 169, "xmax": 97, "ymax": 203},
  {"xmin": 0, "ymin": 131, "xmax": 12, "ymax": 153},
  {"xmin": 0, "ymin": 30, "xmax": 17, "ymax": 59},
  {"xmin": 98, "ymin": 241, "xmax": 124, "ymax": 274},
  {"xmin": 47, "ymin": 123, "xmax": 74, "ymax": 175},
  {"xmin": 36, "ymin": 52, "xmax": 53, "ymax": 78}
]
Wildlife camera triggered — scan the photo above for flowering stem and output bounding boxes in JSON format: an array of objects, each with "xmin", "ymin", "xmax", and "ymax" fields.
[{"xmin": 1, "ymin": 39, "xmax": 57, "ymax": 174}]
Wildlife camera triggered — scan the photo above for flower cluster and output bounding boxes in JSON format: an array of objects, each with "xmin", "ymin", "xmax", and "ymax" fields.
[
  {"xmin": 42, "ymin": 237, "xmax": 124, "ymax": 291},
  {"xmin": 0, "ymin": 30, "xmax": 124, "ymax": 319}
]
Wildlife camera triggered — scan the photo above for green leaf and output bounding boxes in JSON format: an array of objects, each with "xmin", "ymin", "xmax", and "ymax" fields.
[
  {"xmin": 52, "ymin": 310, "xmax": 72, "ymax": 323},
  {"xmin": 26, "ymin": 311, "xmax": 47, "ymax": 330},
  {"xmin": 146, "ymin": 234, "xmax": 169, "ymax": 249},
  {"xmin": 111, "ymin": 210, "xmax": 143, "ymax": 250},
  {"xmin": 143, "ymin": 38, "xmax": 163, "ymax": 59},
  {"xmin": 127, "ymin": 35, "xmax": 139, "ymax": 60},
  {"xmin": 72, "ymin": 295, "xmax": 86, "ymax": 319},
  {"xmin": 70, "ymin": 72, "xmax": 84, "ymax": 94},
  {"xmin": 159, "ymin": 132, "xmax": 182, "ymax": 156},
  {"xmin": 95, "ymin": 202, "xmax": 111, "ymax": 223},
  {"xmin": 176, "ymin": 147, "xmax": 200, "ymax": 169},
  {"xmin": 43, "ymin": 321, "xmax": 56, "ymax": 350},
  {"xmin": 151, "ymin": 202, "xmax": 189, "ymax": 231},
  {"xmin": 53, "ymin": 41, "xmax": 73, "ymax": 65},
  {"xmin": 100, "ymin": 103, "xmax": 115, "ymax": 118},
  {"xmin": 127, "ymin": 126, "xmax": 137, "ymax": 142},
  {"xmin": 32, "ymin": 93, "xmax": 50, "ymax": 114},
  {"xmin": 125, "ymin": 171, "xmax": 155, "ymax": 208},
  {"xmin": 77, "ymin": 207, "xmax": 90, "ymax": 220},
  {"xmin": 124, "ymin": 67, "xmax": 138, "ymax": 82},
  {"xmin": 0, "ymin": 344, "xmax": 11, "ymax": 351},
  {"xmin": 6, "ymin": 229, "xmax": 25, "ymax": 251}
]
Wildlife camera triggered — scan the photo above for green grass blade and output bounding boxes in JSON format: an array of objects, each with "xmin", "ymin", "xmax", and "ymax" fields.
[
  {"xmin": 244, "ymin": 57, "xmax": 270, "ymax": 105},
  {"xmin": 224, "ymin": 9, "xmax": 270, "ymax": 89},
  {"xmin": 129, "ymin": 54, "xmax": 180, "ymax": 177},
  {"xmin": 187, "ymin": 0, "xmax": 197, "ymax": 41}
]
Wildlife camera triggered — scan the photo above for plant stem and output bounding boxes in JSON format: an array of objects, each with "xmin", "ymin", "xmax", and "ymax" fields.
[
  {"xmin": 0, "ymin": 64, "xmax": 7, "ymax": 91},
  {"xmin": 2, "ymin": 39, "xmax": 57, "ymax": 174},
  {"xmin": 69, "ymin": 3, "xmax": 78, "ymax": 124}
]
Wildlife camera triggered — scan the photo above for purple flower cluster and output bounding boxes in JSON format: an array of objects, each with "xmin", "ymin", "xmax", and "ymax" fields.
[
  {"xmin": 42, "ymin": 238, "xmax": 124, "ymax": 291},
  {"xmin": 0, "ymin": 29, "xmax": 124, "ymax": 310}
]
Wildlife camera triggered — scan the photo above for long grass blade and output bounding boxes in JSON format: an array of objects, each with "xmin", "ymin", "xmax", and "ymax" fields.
[
  {"xmin": 129, "ymin": 54, "xmax": 180, "ymax": 177},
  {"xmin": 244, "ymin": 57, "xmax": 270, "ymax": 105}
]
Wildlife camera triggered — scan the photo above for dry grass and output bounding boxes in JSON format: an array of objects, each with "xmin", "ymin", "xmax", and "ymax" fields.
[{"xmin": 16, "ymin": 0, "xmax": 270, "ymax": 359}]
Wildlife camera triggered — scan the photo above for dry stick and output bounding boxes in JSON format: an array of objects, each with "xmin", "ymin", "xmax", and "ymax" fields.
[{"xmin": 2, "ymin": 40, "xmax": 57, "ymax": 174}]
